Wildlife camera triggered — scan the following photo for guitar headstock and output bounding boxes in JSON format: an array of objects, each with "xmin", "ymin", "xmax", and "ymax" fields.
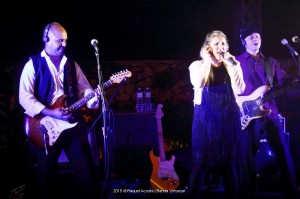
[
  {"xmin": 155, "ymin": 104, "xmax": 164, "ymax": 120},
  {"xmin": 110, "ymin": 69, "xmax": 132, "ymax": 84}
]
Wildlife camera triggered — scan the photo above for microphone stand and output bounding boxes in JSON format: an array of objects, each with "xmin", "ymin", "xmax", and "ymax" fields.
[
  {"xmin": 288, "ymin": 51, "xmax": 300, "ymax": 77},
  {"xmin": 297, "ymin": 56, "xmax": 300, "ymax": 77},
  {"xmin": 88, "ymin": 78, "xmax": 128, "ymax": 131},
  {"xmin": 290, "ymin": 52, "xmax": 298, "ymax": 67},
  {"xmin": 93, "ymin": 48, "xmax": 111, "ymax": 198}
]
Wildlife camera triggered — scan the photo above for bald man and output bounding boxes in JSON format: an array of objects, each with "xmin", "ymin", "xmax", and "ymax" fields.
[{"xmin": 19, "ymin": 22, "xmax": 100, "ymax": 199}]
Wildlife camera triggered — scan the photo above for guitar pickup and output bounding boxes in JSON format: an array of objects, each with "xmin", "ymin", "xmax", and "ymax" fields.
[{"xmin": 44, "ymin": 120, "xmax": 54, "ymax": 129}]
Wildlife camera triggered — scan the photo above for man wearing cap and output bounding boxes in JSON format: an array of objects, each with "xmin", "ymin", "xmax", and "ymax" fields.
[{"xmin": 235, "ymin": 26, "xmax": 299, "ymax": 199}]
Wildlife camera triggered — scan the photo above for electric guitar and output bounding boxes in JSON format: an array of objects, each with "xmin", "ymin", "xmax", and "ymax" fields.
[
  {"xmin": 149, "ymin": 104, "xmax": 180, "ymax": 190},
  {"xmin": 25, "ymin": 70, "xmax": 132, "ymax": 149},
  {"xmin": 237, "ymin": 80, "xmax": 300, "ymax": 130}
]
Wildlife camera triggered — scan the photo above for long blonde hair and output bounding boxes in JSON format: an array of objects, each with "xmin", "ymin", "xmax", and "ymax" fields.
[
  {"xmin": 201, "ymin": 30, "xmax": 230, "ymax": 84},
  {"xmin": 200, "ymin": 30, "xmax": 229, "ymax": 58}
]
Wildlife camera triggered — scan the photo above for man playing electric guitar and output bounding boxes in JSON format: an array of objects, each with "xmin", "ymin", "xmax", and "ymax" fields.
[
  {"xmin": 235, "ymin": 26, "xmax": 299, "ymax": 199},
  {"xmin": 19, "ymin": 22, "xmax": 101, "ymax": 199}
]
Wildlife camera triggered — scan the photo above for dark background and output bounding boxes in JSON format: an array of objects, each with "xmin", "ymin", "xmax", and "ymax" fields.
[
  {"xmin": 2, "ymin": 1, "xmax": 300, "ymax": 197},
  {"xmin": 1, "ymin": 0, "xmax": 300, "ymax": 65}
]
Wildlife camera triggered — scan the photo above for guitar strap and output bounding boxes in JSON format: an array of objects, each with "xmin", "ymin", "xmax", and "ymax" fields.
[
  {"xmin": 64, "ymin": 60, "xmax": 78, "ymax": 105},
  {"xmin": 264, "ymin": 56, "xmax": 273, "ymax": 87}
]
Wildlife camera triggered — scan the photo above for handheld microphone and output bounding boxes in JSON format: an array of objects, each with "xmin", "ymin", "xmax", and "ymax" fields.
[
  {"xmin": 220, "ymin": 52, "xmax": 237, "ymax": 66},
  {"xmin": 91, "ymin": 39, "xmax": 99, "ymax": 52},
  {"xmin": 281, "ymin": 38, "xmax": 298, "ymax": 56}
]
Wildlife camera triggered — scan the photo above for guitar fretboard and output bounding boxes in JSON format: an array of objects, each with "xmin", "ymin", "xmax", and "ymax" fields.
[
  {"xmin": 261, "ymin": 81, "xmax": 300, "ymax": 105},
  {"xmin": 67, "ymin": 80, "xmax": 113, "ymax": 112}
]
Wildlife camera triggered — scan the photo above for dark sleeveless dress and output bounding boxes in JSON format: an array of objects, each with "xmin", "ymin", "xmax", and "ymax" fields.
[
  {"xmin": 192, "ymin": 65, "xmax": 242, "ymax": 167},
  {"xmin": 189, "ymin": 64, "xmax": 243, "ymax": 198}
]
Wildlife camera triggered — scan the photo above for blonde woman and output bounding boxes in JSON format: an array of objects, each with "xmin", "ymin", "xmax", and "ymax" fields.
[{"xmin": 188, "ymin": 30, "xmax": 245, "ymax": 199}]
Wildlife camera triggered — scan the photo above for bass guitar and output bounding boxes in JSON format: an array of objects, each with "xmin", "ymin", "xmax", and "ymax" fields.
[
  {"xmin": 25, "ymin": 70, "xmax": 132, "ymax": 149},
  {"xmin": 149, "ymin": 104, "xmax": 180, "ymax": 190},
  {"xmin": 237, "ymin": 80, "xmax": 300, "ymax": 130}
]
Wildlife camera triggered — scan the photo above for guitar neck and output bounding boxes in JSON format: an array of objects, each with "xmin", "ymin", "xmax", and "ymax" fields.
[
  {"xmin": 67, "ymin": 80, "xmax": 112, "ymax": 112},
  {"xmin": 157, "ymin": 118, "xmax": 166, "ymax": 161},
  {"xmin": 103, "ymin": 80, "xmax": 113, "ymax": 89},
  {"xmin": 261, "ymin": 81, "xmax": 300, "ymax": 105}
]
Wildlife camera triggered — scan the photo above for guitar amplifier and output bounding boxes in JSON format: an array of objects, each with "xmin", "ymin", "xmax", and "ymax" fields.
[
  {"xmin": 112, "ymin": 112, "xmax": 157, "ymax": 178},
  {"xmin": 256, "ymin": 114, "xmax": 290, "ymax": 167}
]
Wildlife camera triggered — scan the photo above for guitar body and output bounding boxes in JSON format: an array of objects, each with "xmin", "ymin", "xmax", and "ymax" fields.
[
  {"xmin": 26, "ymin": 95, "xmax": 78, "ymax": 149},
  {"xmin": 237, "ymin": 81, "xmax": 300, "ymax": 130},
  {"xmin": 150, "ymin": 104, "xmax": 180, "ymax": 190},
  {"xmin": 149, "ymin": 150, "xmax": 179, "ymax": 190},
  {"xmin": 25, "ymin": 70, "xmax": 132, "ymax": 149},
  {"xmin": 236, "ymin": 85, "xmax": 269, "ymax": 109},
  {"xmin": 236, "ymin": 85, "xmax": 271, "ymax": 130}
]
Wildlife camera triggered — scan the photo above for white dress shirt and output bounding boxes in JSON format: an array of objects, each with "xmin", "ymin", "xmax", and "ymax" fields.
[{"xmin": 19, "ymin": 50, "xmax": 99, "ymax": 118}]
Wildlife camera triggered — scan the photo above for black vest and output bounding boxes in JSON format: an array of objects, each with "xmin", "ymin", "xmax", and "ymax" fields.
[{"xmin": 31, "ymin": 54, "xmax": 78, "ymax": 108}]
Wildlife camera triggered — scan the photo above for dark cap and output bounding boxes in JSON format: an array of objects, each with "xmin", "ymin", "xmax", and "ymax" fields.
[{"xmin": 240, "ymin": 27, "xmax": 261, "ymax": 40}]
